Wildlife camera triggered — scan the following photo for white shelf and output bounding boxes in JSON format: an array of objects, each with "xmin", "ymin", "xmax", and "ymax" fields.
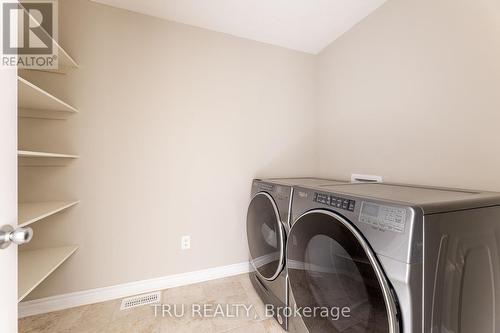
[
  {"xmin": 18, "ymin": 77, "xmax": 78, "ymax": 116},
  {"xmin": 18, "ymin": 150, "xmax": 79, "ymax": 159},
  {"xmin": 19, "ymin": 201, "xmax": 80, "ymax": 228},
  {"xmin": 19, "ymin": 246, "xmax": 78, "ymax": 302}
]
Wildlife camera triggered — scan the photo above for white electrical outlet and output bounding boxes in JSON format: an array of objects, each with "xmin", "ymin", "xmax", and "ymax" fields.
[{"xmin": 181, "ymin": 235, "xmax": 191, "ymax": 250}]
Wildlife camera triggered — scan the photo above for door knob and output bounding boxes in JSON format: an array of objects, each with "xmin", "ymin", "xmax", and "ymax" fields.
[{"xmin": 0, "ymin": 225, "xmax": 33, "ymax": 249}]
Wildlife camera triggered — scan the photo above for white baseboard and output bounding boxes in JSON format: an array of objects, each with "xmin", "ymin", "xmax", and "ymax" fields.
[{"xmin": 19, "ymin": 261, "xmax": 252, "ymax": 318}]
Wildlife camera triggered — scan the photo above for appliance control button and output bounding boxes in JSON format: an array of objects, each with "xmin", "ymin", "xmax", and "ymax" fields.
[{"xmin": 342, "ymin": 199, "xmax": 349, "ymax": 209}]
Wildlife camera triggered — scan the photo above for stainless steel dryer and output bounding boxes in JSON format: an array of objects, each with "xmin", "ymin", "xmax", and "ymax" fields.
[
  {"xmin": 287, "ymin": 182, "xmax": 500, "ymax": 333},
  {"xmin": 246, "ymin": 178, "xmax": 349, "ymax": 330}
]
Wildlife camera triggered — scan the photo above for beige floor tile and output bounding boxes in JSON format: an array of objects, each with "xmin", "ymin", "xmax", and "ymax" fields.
[
  {"xmin": 208, "ymin": 294, "xmax": 262, "ymax": 332},
  {"xmin": 202, "ymin": 276, "xmax": 247, "ymax": 300},
  {"xmin": 160, "ymin": 312, "xmax": 215, "ymax": 333},
  {"xmin": 106, "ymin": 317, "xmax": 161, "ymax": 333},
  {"xmin": 211, "ymin": 317, "xmax": 258, "ymax": 333},
  {"xmin": 162, "ymin": 282, "xmax": 207, "ymax": 306},
  {"xmin": 107, "ymin": 305, "xmax": 161, "ymax": 333},
  {"xmin": 58, "ymin": 300, "xmax": 118, "ymax": 332},
  {"xmin": 19, "ymin": 274, "xmax": 282, "ymax": 333},
  {"xmin": 19, "ymin": 312, "xmax": 62, "ymax": 333},
  {"xmin": 223, "ymin": 319, "xmax": 282, "ymax": 333},
  {"xmin": 234, "ymin": 273, "xmax": 272, "ymax": 321},
  {"xmin": 243, "ymin": 286, "xmax": 270, "ymax": 320},
  {"xmin": 221, "ymin": 319, "xmax": 286, "ymax": 333},
  {"xmin": 51, "ymin": 306, "xmax": 88, "ymax": 333},
  {"xmin": 234, "ymin": 274, "xmax": 254, "ymax": 294},
  {"xmin": 261, "ymin": 318, "xmax": 287, "ymax": 332},
  {"xmin": 208, "ymin": 292, "xmax": 260, "ymax": 319},
  {"xmin": 52, "ymin": 306, "xmax": 87, "ymax": 329},
  {"xmin": 161, "ymin": 319, "xmax": 215, "ymax": 333}
]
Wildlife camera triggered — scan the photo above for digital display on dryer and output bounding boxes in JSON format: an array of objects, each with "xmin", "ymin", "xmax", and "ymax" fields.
[{"xmin": 362, "ymin": 202, "xmax": 380, "ymax": 217}]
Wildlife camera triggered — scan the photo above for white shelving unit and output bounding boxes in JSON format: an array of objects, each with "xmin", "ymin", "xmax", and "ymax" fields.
[
  {"xmin": 17, "ymin": 24, "xmax": 80, "ymax": 302},
  {"xmin": 19, "ymin": 201, "xmax": 80, "ymax": 228},
  {"xmin": 18, "ymin": 77, "xmax": 78, "ymax": 119},
  {"xmin": 18, "ymin": 246, "xmax": 79, "ymax": 302}
]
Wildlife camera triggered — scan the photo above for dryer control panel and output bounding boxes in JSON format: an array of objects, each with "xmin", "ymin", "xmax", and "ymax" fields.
[
  {"xmin": 313, "ymin": 192, "xmax": 356, "ymax": 212},
  {"xmin": 359, "ymin": 202, "xmax": 407, "ymax": 233}
]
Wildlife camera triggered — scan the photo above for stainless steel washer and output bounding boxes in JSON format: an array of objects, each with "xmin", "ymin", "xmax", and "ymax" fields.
[
  {"xmin": 246, "ymin": 178, "xmax": 349, "ymax": 330},
  {"xmin": 287, "ymin": 183, "xmax": 500, "ymax": 333}
]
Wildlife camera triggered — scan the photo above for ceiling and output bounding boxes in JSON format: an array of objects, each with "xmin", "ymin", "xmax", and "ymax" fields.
[{"xmin": 91, "ymin": 0, "xmax": 387, "ymax": 54}]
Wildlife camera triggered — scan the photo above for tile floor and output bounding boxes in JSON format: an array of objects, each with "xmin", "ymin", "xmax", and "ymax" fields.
[{"xmin": 19, "ymin": 274, "xmax": 286, "ymax": 333}]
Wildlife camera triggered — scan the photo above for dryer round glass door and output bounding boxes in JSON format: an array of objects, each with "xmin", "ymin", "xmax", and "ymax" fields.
[
  {"xmin": 287, "ymin": 210, "xmax": 400, "ymax": 333},
  {"xmin": 246, "ymin": 192, "xmax": 285, "ymax": 281}
]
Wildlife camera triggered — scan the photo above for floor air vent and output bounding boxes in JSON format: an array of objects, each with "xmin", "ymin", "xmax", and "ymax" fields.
[{"xmin": 120, "ymin": 291, "xmax": 161, "ymax": 310}]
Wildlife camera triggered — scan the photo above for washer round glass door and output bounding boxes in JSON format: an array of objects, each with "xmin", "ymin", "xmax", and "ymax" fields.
[
  {"xmin": 287, "ymin": 210, "xmax": 400, "ymax": 333},
  {"xmin": 246, "ymin": 192, "xmax": 285, "ymax": 281}
]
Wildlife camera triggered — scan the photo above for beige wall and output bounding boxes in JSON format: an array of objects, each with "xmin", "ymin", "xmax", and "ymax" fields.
[
  {"xmin": 317, "ymin": 0, "xmax": 500, "ymax": 191},
  {"xmin": 19, "ymin": 0, "xmax": 317, "ymax": 299}
]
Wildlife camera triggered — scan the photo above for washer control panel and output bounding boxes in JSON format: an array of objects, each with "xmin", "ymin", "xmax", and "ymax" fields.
[
  {"xmin": 313, "ymin": 192, "xmax": 355, "ymax": 212},
  {"xmin": 257, "ymin": 183, "xmax": 275, "ymax": 192},
  {"xmin": 359, "ymin": 202, "xmax": 407, "ymax": 233}
]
